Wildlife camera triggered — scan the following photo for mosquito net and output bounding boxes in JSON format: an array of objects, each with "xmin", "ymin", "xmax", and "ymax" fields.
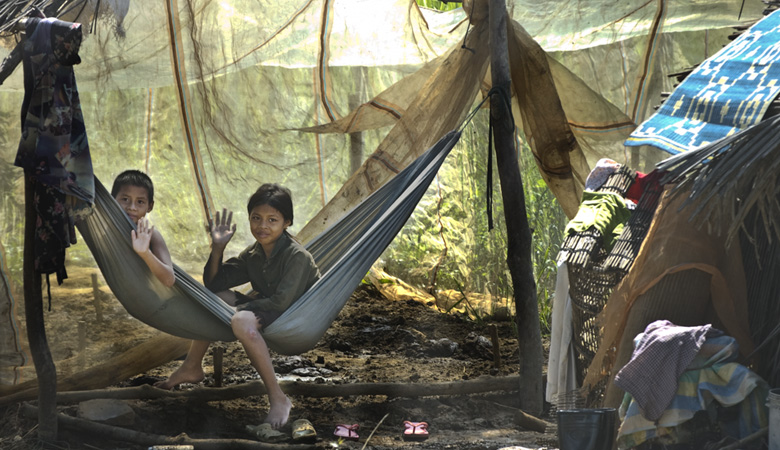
[{"xmin": 0, "ymin": 0, "xmax": 761, "ymax": 388}]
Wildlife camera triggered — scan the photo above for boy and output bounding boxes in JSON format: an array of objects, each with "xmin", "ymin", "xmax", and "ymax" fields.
[
  {"xmin": 155, "ymin": 183, "xmax": 320, "ymax": 430},
  {"xmin": 111, "ymin": 170, "xmax": 175, "ymax": 287}
]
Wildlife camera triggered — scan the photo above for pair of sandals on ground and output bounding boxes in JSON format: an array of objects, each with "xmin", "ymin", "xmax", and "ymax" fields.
[
  {"xmin": 334, "ymin": 421, "xmax": 430, "ymax": 442},
  {"xmin": 248, "ymin": 419, "xmax": 430, "ymax": 443}
]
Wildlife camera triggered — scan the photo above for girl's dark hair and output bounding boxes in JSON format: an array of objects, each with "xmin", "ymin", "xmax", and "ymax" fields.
[
  {"xmin": 247, "ymin": 183, "xmax": 294, "ymax": 225},
  {"xmin": 111, "ymin": 170, "xmax": 155, "ymax": 203}
]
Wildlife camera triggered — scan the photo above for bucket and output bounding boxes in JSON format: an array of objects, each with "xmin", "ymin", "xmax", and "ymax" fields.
[
  {"xmin": 770, "ymin": 388, "xmax": 780, "ymax": 450},
  {"xmin": 557, "ymin": 408, "xmax": 617, "ymax": 450}
]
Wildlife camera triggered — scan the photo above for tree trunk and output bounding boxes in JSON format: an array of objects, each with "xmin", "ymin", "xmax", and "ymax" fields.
[
  {"xmin": 488, "ymin": 0, "xmax": 544, "ymax": 415},
  {"xmin": 24, "ymin": 175, "xmax": 58, "ymax": 440}
]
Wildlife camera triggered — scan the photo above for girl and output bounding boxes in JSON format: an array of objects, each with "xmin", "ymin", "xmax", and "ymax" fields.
[{"xmin": 155, "ymin": 183, "xmax": 320, "ymax": 429}]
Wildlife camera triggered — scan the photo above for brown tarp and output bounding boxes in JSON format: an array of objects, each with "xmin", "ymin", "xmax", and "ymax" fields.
[{"xmin": 297, "ymin": 6, "xmax": 492, "ymax": 242}]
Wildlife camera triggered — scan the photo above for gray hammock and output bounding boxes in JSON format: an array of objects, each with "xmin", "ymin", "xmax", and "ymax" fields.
[{"xmin": 76, "ymin": 130, "xmax": 461, "ymax": 355}]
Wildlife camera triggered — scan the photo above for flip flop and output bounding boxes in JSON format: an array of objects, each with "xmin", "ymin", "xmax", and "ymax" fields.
[
  {"xmin": 333, "ymin": 423, "xmax": 360, "ymax": 440},
  {"xmin": 402, "ymin": 421, "xmax": 429, "ymax": 441},
  {"xmin": 292, "ymin": 418, "xmax": 317, "ymax": 442},
  {"xmin": 246, "ymin": 423, "xmax": 286, "ymax": 443}
]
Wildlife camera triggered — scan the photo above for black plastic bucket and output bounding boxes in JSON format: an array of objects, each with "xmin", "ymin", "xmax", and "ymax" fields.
[{"xmin": 557, "ymin": 408, "xmax": 617, "ymax": 450}]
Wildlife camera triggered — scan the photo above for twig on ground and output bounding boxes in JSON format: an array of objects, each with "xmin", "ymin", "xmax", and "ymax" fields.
[{"xmin": 361, "ymin": 413, "xmax": 389, "ymax": 450}]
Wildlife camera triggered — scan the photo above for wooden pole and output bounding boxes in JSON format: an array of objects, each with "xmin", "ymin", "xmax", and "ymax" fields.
[
  {"xmin": 488, "ymin": 0, "xmax": 544, "ymax": 414},
  {"xmin": 213, "ymin": 346, "xmax": 224, "ymax": 387},
  {"xmin": 23, "ymin": 175, "xmax": 58, "ymax": 440},
  {"xmin": 0, "ymin": 41, "xmax": 23, "ymax": 86},
  {"xmin": 30, "ymin": 375, "xmax": 526, "ymax": 402},
  {"xmin": 91, "ymin": 273, "xmax": 103, "ymax": 322},
  {"xmin": 15, "ymin": 8, "xmax": 77, "ymax": 441},
  {"xmin": 489, "ymin": 324, "xmax": 501, "ymax": 368},
  {"xmin": 0, "ymin": 1, "xmax": 70, "ymax": 85},
  {"xmin": 348, "ymin": 94, "xmax": 364, "ymax": 175},
  {"xmin": 348, "ymin": 65, "xmax": 365, "ymax": 175}
]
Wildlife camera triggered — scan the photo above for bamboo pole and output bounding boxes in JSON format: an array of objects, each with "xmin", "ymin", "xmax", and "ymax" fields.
[{"xmin": 488, "ymin": 0, "xmax": 544, "ymax": 415}]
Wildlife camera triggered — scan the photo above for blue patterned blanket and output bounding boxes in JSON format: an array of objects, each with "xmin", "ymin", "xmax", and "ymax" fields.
[{"xmin": 626, "ymin": 9, "xmax": 780, "ymax": 154}]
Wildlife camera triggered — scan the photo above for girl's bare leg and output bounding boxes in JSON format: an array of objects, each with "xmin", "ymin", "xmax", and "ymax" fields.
[{"xmin": 232, "ymin": 310, "xmax": 292, "ymax": 429}]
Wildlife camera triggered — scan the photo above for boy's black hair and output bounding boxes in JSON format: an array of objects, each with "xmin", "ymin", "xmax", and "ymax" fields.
[
  {"xmin": 111, "ymin": 170, "xmax": 155, "ymax": 204},
  {"xmin": 247, "ymin": 183, "xmax": 294, "ymax": 225}
]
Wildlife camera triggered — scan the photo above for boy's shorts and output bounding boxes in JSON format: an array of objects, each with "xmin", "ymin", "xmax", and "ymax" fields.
[{"xmin": 233, "ymin": 291, "xmax": 283, "ymax": 327}]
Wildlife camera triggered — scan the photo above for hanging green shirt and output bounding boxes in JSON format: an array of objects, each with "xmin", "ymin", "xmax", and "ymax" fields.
[{"xmin": 564, "ymin": 191, "xmax": 631, "ymax": 252}]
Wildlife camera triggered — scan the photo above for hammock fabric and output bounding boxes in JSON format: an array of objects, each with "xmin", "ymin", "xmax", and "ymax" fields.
[{"xmin": 76, "ymin": 130, "xmax": 462, "ymax": 355}]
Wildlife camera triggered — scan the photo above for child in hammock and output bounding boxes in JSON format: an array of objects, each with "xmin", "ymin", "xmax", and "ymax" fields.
[
  {"xmin": 155, "ymin": 183, "xmax": 320, "ymax": 429},
  {"xmin": 111, "ymin": 170, "xmax": 175, "ymax": 287}
]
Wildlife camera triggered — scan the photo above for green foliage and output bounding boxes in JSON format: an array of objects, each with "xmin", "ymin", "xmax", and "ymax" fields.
[
  {"xmin": 518, "ymin": 137, "xmax": 568, "ymax": 335},
  {"xmin": 416, "ymin": 0, "xmax": 462, "ymax": 12},
  {"xmin": 380, "ymin": 111, "xmax": 567, "ymax": 335}
]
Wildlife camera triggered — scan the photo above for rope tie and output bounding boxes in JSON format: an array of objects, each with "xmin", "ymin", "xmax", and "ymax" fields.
[{"xmin": 484, "ymin": 86, "xmax": 515, "ymax": 231}]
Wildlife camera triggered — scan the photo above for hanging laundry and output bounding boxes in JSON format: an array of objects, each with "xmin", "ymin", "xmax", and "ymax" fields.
[
  {"xmin": 14, "ymin": 17, "xmax": 93, "ymax": 284},
  {"xmin": 545, "ymin": 256, "xmax": 579, "ymax": 405},
  {"xmin": 564, "ymin": 191, "xmax": 631, "ymax": 252},
  {"xmin": 624, "ymin": 169, "xmax": 665, "ymax": 205},
  {"xmin": 616, "ymin": 331, "xmax": 768, "ymax": 449},
  {"xmin": 614, "ymin": 320, "xmax": 720, "ymax": 421},
  {"xmin": 584, "ymin": 158, "xmax": 622, "ymax": 192}
]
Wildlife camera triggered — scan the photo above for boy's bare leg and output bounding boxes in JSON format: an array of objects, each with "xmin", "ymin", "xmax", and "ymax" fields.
[
  {"xmin": 154, "ymin": 340, "xmax": 210, "ymax": 390},
  {"xmin": 155, "ymin": 291, "xmax": 237, "ymax": 390},
  {"xmin": 232, "ymin": 311, "xmax": 292, "ymax": 429}
]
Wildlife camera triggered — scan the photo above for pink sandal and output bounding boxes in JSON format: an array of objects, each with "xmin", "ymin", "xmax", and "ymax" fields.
[
  {"xmin": 333, "ymin": 423, "xmax": 360, "ymax": 440},
  {"xmin": 402, "ymin": 421, "xmax": 429, "ymax": 441}
]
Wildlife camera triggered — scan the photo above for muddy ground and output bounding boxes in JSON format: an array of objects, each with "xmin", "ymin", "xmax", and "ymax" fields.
[{"xmin": 0, "ymin": 266, "xmax": 560, "ymax": 449}]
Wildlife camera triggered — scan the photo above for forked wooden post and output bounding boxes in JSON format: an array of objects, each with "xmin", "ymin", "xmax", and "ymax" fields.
[
  {"xmin": 24, "ymin": 175, "xmax": 58, "ymax": 440},
  {"xmin": 13, "ymin": 4, "xmax": 93, "ymax": 442}
]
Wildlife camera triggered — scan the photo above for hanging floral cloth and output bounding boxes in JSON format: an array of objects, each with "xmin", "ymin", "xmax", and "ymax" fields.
[{"xmin": 14, "ymin": 17, "xmax": 93, "ymax": 286}]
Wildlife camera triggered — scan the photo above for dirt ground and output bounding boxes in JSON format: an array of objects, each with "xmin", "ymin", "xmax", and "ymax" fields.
[{"xmin": 0, "ymin": 266, "xmax": 560, "ymax": 450}]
